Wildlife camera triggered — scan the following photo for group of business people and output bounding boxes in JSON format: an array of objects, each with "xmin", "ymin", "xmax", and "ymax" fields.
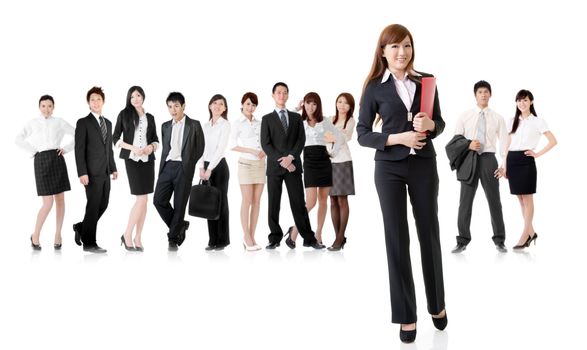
[
  {"xmin": 16, "ymin": 23, "xmax": 558, "ymax": 344},
  {"xmin": 17, "ymin": 84, "xmax": 357, "ymax": 255}
]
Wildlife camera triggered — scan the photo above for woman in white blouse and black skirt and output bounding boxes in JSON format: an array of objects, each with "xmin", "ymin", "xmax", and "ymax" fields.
[
  {"xmin": 230, "ymin": 92, "xmax": 265, "ymax": 251},
  {"xmin": 288, "ymin": 92, "xmax": 344, "ymax": 247},
  {"xmin": 327, "ymin": 93, "xmax": 356, "ymax": 251},
  {"xmin": 16, "ymin": 95, "xmax": 74, "ymax": 250},
  {"xmin": 497, "ymin": 90, "xmax": 557, "ymax": 249},
  {"xmin": 112, "ymin": 86, "xmax": 159, "ymax": 251},
  {"xmin": 200, "ymin": 94, "xmax": 231, "ymax": 251}
]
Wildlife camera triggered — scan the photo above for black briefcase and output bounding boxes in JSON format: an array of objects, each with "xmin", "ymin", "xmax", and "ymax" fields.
[{"xmin": 188, "ymin": 181, "xmax": 221, "ymax": 220}]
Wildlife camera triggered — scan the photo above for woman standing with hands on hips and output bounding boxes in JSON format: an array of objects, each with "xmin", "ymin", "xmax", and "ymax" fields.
[
  {"xmin": 496, "ymin": 90, "xmax": 557, "ymax": 249},
  {"xmin": 356, "ymin": 24, "xmax": 447, "ymax": 343},
  {"xmin": 112, "ymin": 86, "xmax": 159, "ymax": 251}
]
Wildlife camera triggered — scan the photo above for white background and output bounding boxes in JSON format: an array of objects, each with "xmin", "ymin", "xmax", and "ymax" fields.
[{"xmin": 1, "ymin": 1, "xmax": 584, "ymax": 349}]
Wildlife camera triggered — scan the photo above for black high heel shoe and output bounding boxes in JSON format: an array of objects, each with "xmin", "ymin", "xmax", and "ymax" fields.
[
  {"xmin": 328, "ymin": 237, "xmax": 347, "ymax": 251},
  {"xmin": 513, "ymin": 233, "xmax": 537, "ymax": 250},
  {"xmin": 432, "ymin": 311, "xmax": 448, "ymax": 330},
  {"xmin": 120, "ymin": 235, "xmax": 135, "ymax": 251},
  {"xmin": 285, "ymin": 226, "xmax": 296, "ymax": 249},
  {"xmin": 30, "ymin": 235, "xmax": 41, "ymax": 251},
  {"xmin": 399, "ymin": 326, "xmax": 417, "ymax": 343}
]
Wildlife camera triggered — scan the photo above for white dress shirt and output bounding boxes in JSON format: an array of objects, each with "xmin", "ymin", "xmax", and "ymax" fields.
[
  {"xmin": 200, "ymin": 117, "xmax": 231, "ymax": 170},
  {"xmin": 508, "ymin": 115, "xmax": 549, "ymax": 151},
  {"xmin": 303, "ymin": 119, "xmax": 344, "ymax": 157},
  {"xmin": 229, "ymin": 113, "xmax": 263, "ymax": 160},
  {"xmin": 166, "ymin": 116, "xmax": 185, "ymax": 161},
  {"xmin": 455, "ymin": 106, "xmax": 508, "ymax": 160},
  {"xmin": 15, "ymin": 116, "xmax": 75, "ymax": 157},
  {"xmin": 328, "ymin": 117, "xmax": 355, "ymax": 163},
  {"xmin": 382, "ymin": 69, "xmax": 417, "ymax": 154}
]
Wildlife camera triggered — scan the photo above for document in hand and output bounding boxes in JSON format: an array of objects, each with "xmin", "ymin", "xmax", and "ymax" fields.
[{"xmin": 420, "ymin": 77, "xmax": 436, "ymax": 119}]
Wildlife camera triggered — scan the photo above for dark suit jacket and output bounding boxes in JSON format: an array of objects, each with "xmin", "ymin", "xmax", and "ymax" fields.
[
  {"xmin": 445, "ymin": 134, "xmax": 478, "ymax": 184},
  {"xmin": 112, "ymin": 110, "xmax": 159, "ymax": 161},
  {"xmin": 158, "ymin": 115, "xmax": 205, "ymax": 181},
  {"xmin": 75, "ymin": 113, "xmax": 117, "ymax": 177},
  {"xmin": 260, "ymin": 110, "xmax": 305, "ymax": 176},
  {"xmin": 356, "ymin": 71, "xmax": 446, "ymax": 161}
]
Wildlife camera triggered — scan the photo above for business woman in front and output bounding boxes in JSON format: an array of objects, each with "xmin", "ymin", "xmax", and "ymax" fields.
[{"xmin": 356, "ymin": 24, "xmax": 447, "ymax": 343}]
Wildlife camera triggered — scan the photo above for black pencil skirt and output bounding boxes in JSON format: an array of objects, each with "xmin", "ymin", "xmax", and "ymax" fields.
[
  {"xmin": 125, "ymin": 159, "xmax": 155, "ymax": 195},
  {"xmin": 506, "ymin": 151, "xmax": 537, "ymax": 195},
  {"xmin": 34, "ymin": 150, "xmax": 71, "ymax": 196},
  {"xmin": 303, "ymin": 145, "xmax": 332, "ymax": 188}
]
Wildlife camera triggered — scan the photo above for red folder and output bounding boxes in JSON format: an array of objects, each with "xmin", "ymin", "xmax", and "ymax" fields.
[{"xmin": 420, "ymin": 77, "xmax": 436, "ymax": 119}]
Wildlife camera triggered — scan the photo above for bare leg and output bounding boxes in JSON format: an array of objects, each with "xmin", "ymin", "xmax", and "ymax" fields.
[
  {"xmin": 315, "ymin": 186, "xmax": 331, "ymax": 243},
  {"xmin": 33, "ymin": 196, "xmax": 54, "ymax": 244},
  {"xmin": 240, "ymin": 184, "xmax": 254, "ymax": 246},
  {"xmin": 133, "ymin": 195, "xmax": 148, "ymax": 248},
  {"xmin": 522, "ymin": 194, "xmax": 535, "ymax": 237},
  {"xmin": 249, "ymin": 183, "xmax": 264, "ymax": 245},
  {"xmin": 124, "ymin": 195, "xmax": 144, "ymax": 247},
  {"xmin": 53, "ymin": 192, "xmax": 65, "ymax": 245}
]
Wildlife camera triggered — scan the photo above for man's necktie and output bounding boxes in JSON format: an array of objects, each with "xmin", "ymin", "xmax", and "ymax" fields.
[
  {"xmin": 99, "ymin": 116, "xmax": 107, "ymax": 144},
  {"xmin": 279, "ymin": 110, "xmax": 288, "ymax": 131},
  {"xmin": 477, "ymin": 111, "xmax": 486, "ymax": 154}
]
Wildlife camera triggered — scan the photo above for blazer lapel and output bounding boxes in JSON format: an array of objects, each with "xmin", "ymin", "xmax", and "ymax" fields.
[
  {"xmin": 181, "ymin": 117, "xmax": 191, "ymax": 154},
  {"xmin": 162, "ymin": 122, "xmax": 171, "ymax": 150},
  {"xmin": 273, "ymin": 111, "xmax": 287, "ymax": 137},
  {"xmin": 386, "ymin": 79, "xmax": 409, "ymax": 115},
  {"xmin": 409, "ymin": 77, "xmax": 422, "ymax": 114},
  {"xmin": 88, "ymin": 113, "xmax": 105, "ymax": 145}
]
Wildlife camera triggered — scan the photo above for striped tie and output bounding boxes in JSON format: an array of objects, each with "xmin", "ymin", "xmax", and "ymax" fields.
[
  {"xmin": 99, "ymin": 116, "xmax": 107, "ymax": 144},
  {"xmin": 477, "ymin": 111, "xmax": 486, "ymax": 154},
  {"xmin": 279, "ymin": 110, "xmax": 288, "ymax": 131}
]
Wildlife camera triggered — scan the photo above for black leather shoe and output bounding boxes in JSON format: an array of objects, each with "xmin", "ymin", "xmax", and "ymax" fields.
[
  {"xmin": 83, "ymin": 245, "xmax": 107, "ymax": 253},
  {"xmin": 432, "ymin": 312, "xmax": 448, "ymax": 330},
  {"xmin": 205, "ymin": 245, "xmax": 216, "ymax": 251},
  {"xmin": 399, "ymin": 327, "xmax": 417, "ymax": 343},
  {"xmin": 177, "ymin": 221, "xmax": 189, "ymax": 246},
  {"xmin": 168, "ymin": 242, "xmax": 178, "ymax": 251},
  {"xmin": 30, "ymin": 235, "xmax": 41, "ymax": 251},
  {"xmin": 284, "ymin": 227, "xmax": 296, "ymax": 249},
  {"xmin": 265, "ymin": 241, "xmax": 280, "ymax": 250},
  {"xmin": 73, "ymin": 222, "xmax": 82, "ymax": 246},
  {"xmin": 214, "ymin": 244, "xmax": 227, "ymax": 251},
  {"xmin": 495, "ymin": 242, "xmax": 507, "ymax": 253},
  {"xmin": 303, "ymin": 241, "xmax": 325, "ymax": 249},
  {"xmin": 451, "ymin": 243, "xmax": 467, "ymax": 253}
]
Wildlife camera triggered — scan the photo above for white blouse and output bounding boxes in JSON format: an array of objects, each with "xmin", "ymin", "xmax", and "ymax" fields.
[
  {"xmin": 229, "ymin": 113, "xmax": 263, "ymax": 161},
  {"xmin": 200, "ymin": 117, "xmax": 231, "ymax": 170},
  {"xmin": 15, "ymin": 116, "xmax": 75, "ymax": 157},
  {"xmin": 303, "ymin": 119, "xmax": 344, "ymax": 157},
  {"xmin": 328, "ymin": 117, "xmax": 355, "ymax": 163},
  {"xmin": 116, "ymin": 114, "xmax": 150, "ymax": 162},
  {"xmin": 508, "ymin": 115, "xmax": 549, "ymax": 151}
]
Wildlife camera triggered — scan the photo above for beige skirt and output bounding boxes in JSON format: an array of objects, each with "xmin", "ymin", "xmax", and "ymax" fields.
[{"xmin": 238, "ymin": 158, "xmax": 266, "ymax": 184}]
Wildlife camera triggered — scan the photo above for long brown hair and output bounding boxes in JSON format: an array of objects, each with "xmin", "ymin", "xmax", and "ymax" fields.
[
  {"xmin": 510, "ymin": 89, "xmax": 537, "ymax": 134},
  {"xmin": 361, "ymin": 24, "xmax": 416, "ymax": 98},
  {"xmin": 301, "ymin": 92, "xmax": 323, "ymax": 123},
  {"xmin": 332, "ymin": 92, "xmax": 355, "ymax": 129}
]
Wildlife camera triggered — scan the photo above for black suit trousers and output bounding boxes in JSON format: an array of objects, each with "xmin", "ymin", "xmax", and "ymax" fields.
[
  {"xmin": 267, "ymin": 171, "xmax": 316, "ymax": 245},
  {"xmin": 205, "ymin": 159, "xmax": 230, "ymax": 247},
  {"xmin": 374, "ymin": 156, "xmax": 445, "ymax": 324},
  {"xmin": 153, "ymin": 161, "xmax": 191, "ymax": 243},
  {"xmin": 82, "ymin": 175, "xmax": 110, "ymax": 247}
]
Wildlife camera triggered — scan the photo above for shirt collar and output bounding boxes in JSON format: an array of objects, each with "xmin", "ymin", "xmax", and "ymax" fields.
[
  {"xmin": 381, "ymin": 69, "xmax": 421, "ymax": 84},
  {"xmin": 239, "ymin": 113, "xmax": 257, "ymax": 122},
  {"xmin": 172, "ymin": 115, "xmax": 186, "ymax": 125},
  {"xmin": 209, "ymin": 116, "xmax": 226, "ymax": 126},
  {"xmin": 39, "ymin": 115, "xmax": 53, "ymax": 120},
  {"xmin": 275, "ymin": 108, "xmax": 287, "ymax": 115},
  {"xmin": 476, "ymin": 106, "xmax": 490, "ymax": 114}
]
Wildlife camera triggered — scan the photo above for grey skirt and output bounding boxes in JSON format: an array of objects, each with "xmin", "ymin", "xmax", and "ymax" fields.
[{"xmin": 330, "ymin": 161, "xmax": 355, "ymax": 196}]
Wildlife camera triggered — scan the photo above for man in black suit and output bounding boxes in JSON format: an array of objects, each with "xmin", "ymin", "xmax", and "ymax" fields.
[
  {"xmin": 153, "ymin": 92, "xmax": 205, "ymax": 251},
  {"xmin": 73, "ymin": 86, "xmax": 118, "ymax": 253},
  {"xmin": 261, "ymin": 82, "xmax": 324, "ymax": 250}
]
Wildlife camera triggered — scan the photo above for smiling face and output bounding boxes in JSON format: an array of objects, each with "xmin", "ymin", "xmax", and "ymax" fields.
[
  {"xmin": 336, "ymin": 96, "xmax": 350, "ymax": 116},
  {"xmin": 209, "ymin": 99, "xmax": 227, "ymax": 118},
  {"xmin": 304, "ymin": 101, "xmax": 317, "ymax": 119},
  {"xmin": 39, "ymin": 100, "xmax": 54, "ymax": 118},
  {"xmin": 167, "ymin": 101, "xmax": 185, "ymax": 121},
  {"xmin": 130, "ymin": 90, "xmax": 144, "ymax": 109},
  {"xmin": 382, "ymin": 35, "xmax": 413, "ymax": 75},
  {"xmin": 516, "ymin": 96, "xmax": 533, "ymax": 115},
  {"xmin": 241, "ymin": 98, "xmax": 257, "ymax": 118},
  {"xmin": 88, "ymin": 93, "xmax": 104, "ymax": 115},
  {"xmin": 272, "ymin": 85, "xmax": 288, "ymax": 108}
]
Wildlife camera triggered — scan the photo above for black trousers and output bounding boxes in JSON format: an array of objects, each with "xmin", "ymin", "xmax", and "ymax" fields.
[
  {"xmin": 205, "ymin": 159, "xmax": 230, "ymax": 247},
  {"xmin": 267, "ymin": 171, "xmax": 316, "ymax": 245},
  {"xmin": 374, "ymin": 156, "xmax": 445, "ymax": 324},
  {"xmin": 81, "ymin": 175, "xmax": 110, "ymax": 247},
  {"xmin": 153, "ymin": 161, "xmax": 192, "ymax": 243},
  {"xmin": 457, "ymin": 153, "xmax": 506, "ymax": 245}
]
